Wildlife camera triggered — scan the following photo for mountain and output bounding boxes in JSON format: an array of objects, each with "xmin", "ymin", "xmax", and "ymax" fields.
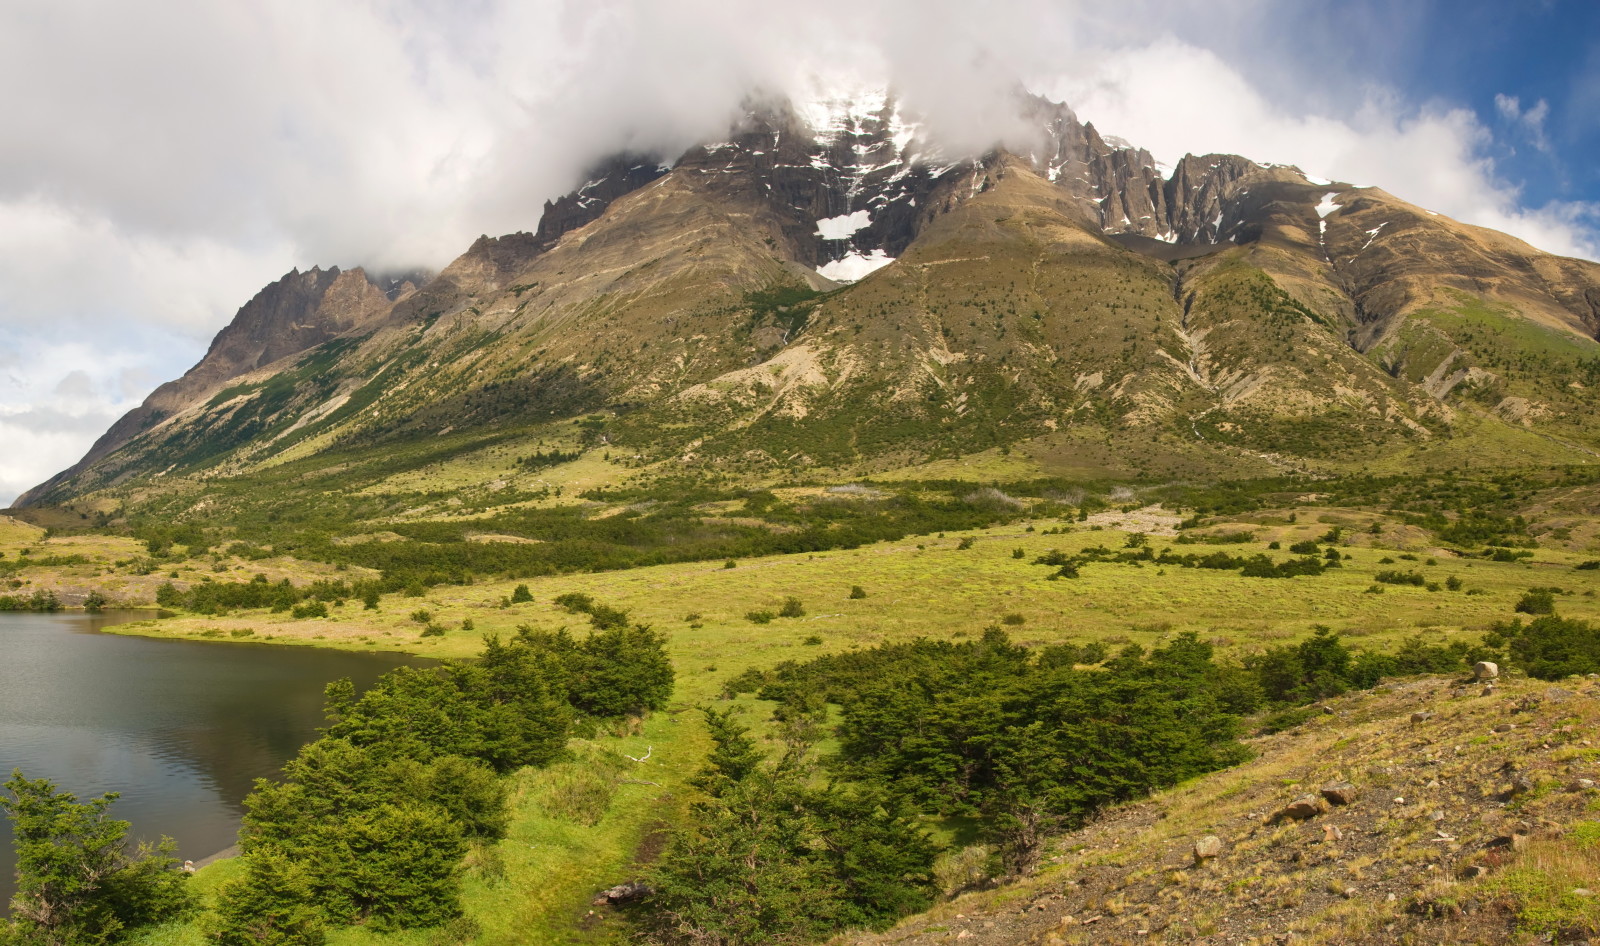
[{"xmin": 16, "ymin": 85, "xmax": 1600, "ymax": 511}]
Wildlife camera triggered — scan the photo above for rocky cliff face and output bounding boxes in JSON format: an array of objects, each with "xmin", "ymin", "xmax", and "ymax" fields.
[{"xmin": 16, "ymin": 266, "xmax": 397, "ymax": 505}]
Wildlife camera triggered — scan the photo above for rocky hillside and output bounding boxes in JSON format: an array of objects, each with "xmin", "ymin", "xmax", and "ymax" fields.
[
  {"xmin": 845, "ymin": 672, "xmax": 1600, "ymax": 946},
  {"xmin": 16, "ymin": 86, "xmax": 1600, "ymax": 510}
]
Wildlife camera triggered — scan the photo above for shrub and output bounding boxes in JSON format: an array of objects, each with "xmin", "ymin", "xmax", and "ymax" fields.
[
  {"xmin": 1000, "ymin": 613, "xmax": 1026, "ymax": 626},
  {"xmin": 1446, "ymin": 575, "xmax": 1463, "ymax": 591},
  {"xmin": 420, "ymin": 623, "xmax": 447, "ymax": 637},
  {"xmin": 803, "ymin": 635, "xmax": 823, "ymax": 646},
  {"xmin": 1011, "ymin": 548, "xmax": 1025, "ymax": 559},
  {"xmin": 292, "ymin": 601, "xmax": 329, "ymax": 620},
  {"xmin": 1576, "ymin": 560, "xmax": 1600, "ymax": 571},
  {"xmin": 509, "ymin": 585, "xmax": 533, "ymax": 604},
  {"xmin": 1515, "ymin": 590, "xmax": 1557, "ymax": 615},
  {"xmin": 724, "ymin": 560, "xmax": 737, "ymax": 569},
  {"xmin": 1288, "ymin": 540, "xmax": 1320, "ymax": 555},
  {"xmin": 553, "ymin": 592, "xmax": 595, "ymax": 613},
  {"xmin": 410, "ymin": 609, "xmax": 433, "ymax": 624},
  {"xmin": 956, "ymin": 537, "xmax": 975, "ymax": 550},
  {"xmin": 1374, "ymin": 570, "xmax": 1427, "ymax": 586},
  {"xmin": 1486, "ymin": 615, "xmax": 1600, "ymax": 679},
  {"xmin": 779, "ymin": 597, "xmax": 805, "ymax": 618},
  {"xmin": 848, "ymin": 585, "xmax": 867, "ymax": 599},
  {"xmin": 586, "ymin": 604, "xmax": 631, "ymax": 630},
  {"xmin": 746, "ymin": 610, "xmax": 775, "ymax": 625},
  {"xmin": 208, "ymin": 852, "xmax": 326, "ymax": 946},
  {"xmin": 1, "ymin": 771, "xmax": 196, "ymax": 941}
]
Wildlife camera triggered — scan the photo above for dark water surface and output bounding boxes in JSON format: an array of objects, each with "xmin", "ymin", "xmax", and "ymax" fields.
[{"xmin": 0, "ymin": 611, "xmax": 418, "ymax": 901}]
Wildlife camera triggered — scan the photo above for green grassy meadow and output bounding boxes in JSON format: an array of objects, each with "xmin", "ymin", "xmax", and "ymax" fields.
[{"xmin": 88, "ymin": 496, "xmax": 1600, "ymax": 944}]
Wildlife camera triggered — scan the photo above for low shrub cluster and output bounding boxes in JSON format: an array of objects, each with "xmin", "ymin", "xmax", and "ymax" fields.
[
  {"xmin": 155, "ymin": 575, "xmax": 372, "ymax": 616},
  {"xmin": 642, "ymin": 709, "xmax": 938, "ymax": 945},
  {"xmin": 1031, "ymin": 544, "xmax": 1331, "ymax": 580},
  {"xmin": 0, "ymin": 590, "xmax": 61, "ymax": 612}
]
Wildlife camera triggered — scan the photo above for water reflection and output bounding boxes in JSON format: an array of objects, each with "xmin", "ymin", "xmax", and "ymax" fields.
[{"xmin": 0, "ymin": 611, "xmax": 420, "ymax": 901}]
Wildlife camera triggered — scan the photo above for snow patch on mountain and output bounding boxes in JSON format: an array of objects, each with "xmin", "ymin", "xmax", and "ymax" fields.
[
  {"xmin": 815, "ymin": 211, "xmax": 873, "ymax": 240},
  {"xmin": 1315, "ymin": 193, "xmax": 1341, "ymax": 218},
  {"xmin": 818, "ymin": 249, "xmax": 894, "ymax": 282}
]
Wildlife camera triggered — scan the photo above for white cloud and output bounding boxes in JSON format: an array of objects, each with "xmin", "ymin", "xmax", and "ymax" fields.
[{"xmin": 1494, "ymin": 92, "xmax": 1553, "ymax": 154}]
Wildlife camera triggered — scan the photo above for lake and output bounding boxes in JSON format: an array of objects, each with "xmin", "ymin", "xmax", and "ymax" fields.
[{"xmin": 0, "ymin": 610, "xmax": 419, "ymax": 901}]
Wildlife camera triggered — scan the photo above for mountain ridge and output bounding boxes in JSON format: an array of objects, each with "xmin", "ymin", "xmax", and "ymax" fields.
[{"xmin": 16, "ymin": 85, "xmax": 1600, "ymax": 510}]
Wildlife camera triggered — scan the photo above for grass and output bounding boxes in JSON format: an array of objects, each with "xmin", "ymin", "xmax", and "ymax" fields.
[
  {"xmin": 100, "ymin": 509, "xmax": 1600, "ymax": 686},
  {"xmin": 45, "ymin": 497, "xmax": 1600, "ymax": 943}
]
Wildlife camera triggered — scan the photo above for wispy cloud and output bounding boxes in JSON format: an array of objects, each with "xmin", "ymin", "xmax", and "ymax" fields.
[{"xmin": 1495, "ymin": 92, "xmax": 1554, "ymax": 153}]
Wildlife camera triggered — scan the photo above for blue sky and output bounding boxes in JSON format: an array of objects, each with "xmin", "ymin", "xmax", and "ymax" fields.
[
  {"xmin": 1, "ymin": 0, "xmax": 1597, "ymax": 506},
  {"xmin": 1243, "ymin": 0, "xmax": 1600, "ymax": 211}
]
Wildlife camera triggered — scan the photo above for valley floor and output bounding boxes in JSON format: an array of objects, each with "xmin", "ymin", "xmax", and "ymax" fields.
[{"xmin": 5, "ymin": 501, "xmax": 1598, "ymax": 944}]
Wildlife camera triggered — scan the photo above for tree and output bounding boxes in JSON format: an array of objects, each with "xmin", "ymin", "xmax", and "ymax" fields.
[
  {"xmin": 690, "ymin": 708, "xmax": 764, "ymax": 798},
  {"xmin": 207, "ymin": 853, "xmax": 326, "ymax": 946},
  {"xmin": 1, "ymin": 771, "xmax": 194, "ymax": 945},
  {"xmin": 647, "ymin": 717, "xmax": 937, "ymax": 945}
]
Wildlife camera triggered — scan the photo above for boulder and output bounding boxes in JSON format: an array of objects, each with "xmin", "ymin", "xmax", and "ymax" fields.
[
  {"xmin": 1411, "ymin": 711, "xmax": 1436, "ymax": 723},
  {"xmin": 1193, "ymin": 835, "xmax": 1224, "ymax": 864},
  {"xmin": 1320, "ymin": 781, "xmax": 1359, "ymax": 806},
  {"xmin": 593, "ymin": 882, "xmax": 653, "ymax": 905},
  {"xmin": 1487, "ymin": 833, "xmax": 1529, "ymax": 852},
  {"xmin": 1473, "ymin": 661, "xmax": 1499, "ymax": 681},
  {"xmin": 1274, "ymin": 795, "xmax": 1326, "ymax": 822}
]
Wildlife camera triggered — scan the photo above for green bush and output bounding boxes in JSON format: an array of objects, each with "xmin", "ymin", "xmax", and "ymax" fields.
[
  {"xmin": 1, "ymin": 771, "xmax": 196, "ymax": 942},
  {"xmin": 509, "ymin": 584, "xmax": 533, "ymax": 604},
  {"xmin": 644, "ymin": 712, "xmax": 937, "ymax": 944},
  {"xmin": 746, "ymin": 610, "xmax": 776, "ymax": 625},
  {"xmin": 208, "ymin": 852, "xmax": 326, "ymax": 946},
  {"xmin": 1374, "ymin": 569, "xmax": 1427, "ymax": 586},
  {"xmin": 779, "ymin": 597, "xmax": 805, "ymax": 618},
  {"xmin": 1515, "ymin": 590, "xmax": 1557, "ymax": 615},
  {"xmin": 1485, "ymin": 614, "xmax": 1600, "ymax": 679},
  {"xmin": 291, "ymin": 600, "xmax": 329, "ymax": 619},
  {"xmin": 848, "ymin": 585, "xmax": 867, "ymax": 599}
]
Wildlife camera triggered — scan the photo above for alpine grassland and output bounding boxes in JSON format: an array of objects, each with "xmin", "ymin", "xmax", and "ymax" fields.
[{"xmin": 1, "ymin": 464, "xmax": 1589, "ymax": 943}]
